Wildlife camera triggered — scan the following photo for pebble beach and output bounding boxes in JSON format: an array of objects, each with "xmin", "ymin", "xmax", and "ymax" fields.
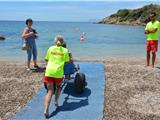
[{"xmin": 1, "ymin": 58, "xmax": 160, "ymax": 120}]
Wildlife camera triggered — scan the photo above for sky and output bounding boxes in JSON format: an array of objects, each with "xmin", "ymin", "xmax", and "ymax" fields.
[
  {"xmin": 0, "ymin": 1, "xmax": 159, "ymax": 22},
  {"xmin": 0, "ymin": 0, "xmax": 159, "ymax": 1}
]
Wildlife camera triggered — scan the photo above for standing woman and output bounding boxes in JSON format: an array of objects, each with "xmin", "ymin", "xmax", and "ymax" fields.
[
  {"xmin": 43, "ymin": 35, "xmax": 69, "ymax": 118},
  {"xmin": 22, "ymin": 18, "xmax": 39, "ymax": 70}
]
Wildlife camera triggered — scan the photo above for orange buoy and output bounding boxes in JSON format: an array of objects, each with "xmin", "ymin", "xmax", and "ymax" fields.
[{"xmin": 80, "ymin": 36, "xmax": 85, "ymax": 42}]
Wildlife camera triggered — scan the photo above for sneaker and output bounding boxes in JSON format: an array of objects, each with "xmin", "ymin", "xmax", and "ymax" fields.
[
  {"xmin": 34, "ymin": 65, "xmax": 40, "ymax": 69},
  {"xmin": 54, "ymin": 102, "xmax": 59, "ymax": 110},
  {"xmin": 44, "ymin": 112, "xmax": 49, "ymax": 118},
  {"xmin": 26, "ymin": 68, "xmax": 31, "ymax": 71}
]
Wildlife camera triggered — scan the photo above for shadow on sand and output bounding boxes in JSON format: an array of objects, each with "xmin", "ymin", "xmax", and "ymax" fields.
[
  {"xmin": 31, "ymin": 67, "xmax": 46, "ymax": 73},
  {"xmin": 156, "ymin": 67, "xmax": 160, "ymax": 69},
  {"xmin": 49, "ymin": 83, "xmax": 91, "ymax": 118}
]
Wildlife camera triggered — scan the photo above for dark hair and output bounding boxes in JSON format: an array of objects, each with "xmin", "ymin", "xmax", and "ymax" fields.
[
  {"xmin": 62, "ymin": 42, "xmax": 67, "ymax": 48},
  {"xmin": 26, "ymin": 18, "xmax": 33, "ymax": 25},
  {"xmin": 150, "ymin": 12, "xmax": 157, "ymax": 17}
]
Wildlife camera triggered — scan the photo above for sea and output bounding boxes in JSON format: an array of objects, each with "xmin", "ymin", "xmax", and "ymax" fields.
[{"xmin": 0, "ymin": 21, "xmax": 155, "ymax": 60}]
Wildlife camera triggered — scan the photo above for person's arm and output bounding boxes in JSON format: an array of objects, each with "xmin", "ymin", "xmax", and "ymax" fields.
[
  {"xmin": 69, "ymin": 53, "xmax": 73, "ymax": 61},
  {"xmin": 33, "ymin": 29, "xmax": 38, "ymax": 38},
  {"xmin": 64, "ymin": 50, "xmax": 70, "ymax": 63},
  {"xmin": 22, "ymin": 28, "xmax": 35, "ymax": 39},
  {"xmin": 144, "ymin": 28, "xmax": 157, "ymax": 34},
  {"xmin": 45, "ymin": 48, "xmax": 50, "ymax": 62},
  {"xmin": 144, "ymin": 24, "xmax": 149, "ymax": 34},
  {"xmin": 144, "ymin": 29, "xmax": 149, "ymax": 34}
]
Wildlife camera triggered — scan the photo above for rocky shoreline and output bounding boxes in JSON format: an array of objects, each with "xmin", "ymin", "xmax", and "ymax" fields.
[
  {"xmin": 98, "ymin": 4, "xmax": 160, "ymax": 26},
  {"xmin": 98, "ymin": 17, "xmax": 146, "ymax": 26}
]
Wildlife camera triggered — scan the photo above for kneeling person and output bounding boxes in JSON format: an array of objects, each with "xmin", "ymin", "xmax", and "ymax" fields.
[{"xmin": 62, "ymin": 42, "xmax": 75, "ymax": 80}]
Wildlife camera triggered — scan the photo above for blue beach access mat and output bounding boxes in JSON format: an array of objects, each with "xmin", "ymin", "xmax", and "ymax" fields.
[{"xmin": 11, "ymin": 62, "xmax": 105, "ymax": 120}]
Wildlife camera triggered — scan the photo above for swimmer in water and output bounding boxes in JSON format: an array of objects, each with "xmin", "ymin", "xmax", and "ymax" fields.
[{"xmin": 80, "ymin": 36, "xmax": 85, "ymax": 42}]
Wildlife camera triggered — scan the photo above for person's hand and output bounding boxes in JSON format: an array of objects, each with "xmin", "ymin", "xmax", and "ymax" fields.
[
  {"xmin": 145, "ymin": 28, "xmax": 157, "ymax": 34},
  {"xmin": 152, "ymin": 28, "xmax": 158, "ymax": 33},
  {"xmin": 144, "ymin": 30, "xmax": 149, "ymax": 34},
  {"xmin": 29, "ymin": 32, "xmax": 34, "ymax": 35},
  {"xmin": 149, "ymin": 28, "xmax": 158, "ymax": 33},
  {"xmin": 29, "ymin": 32, "xmax": 37, "ymax": 38}
]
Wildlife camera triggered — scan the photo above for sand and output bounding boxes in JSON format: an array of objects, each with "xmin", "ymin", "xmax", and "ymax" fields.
[{"xmin": 0, "ymin": 58, "xmax": 160, "ymax": 120}]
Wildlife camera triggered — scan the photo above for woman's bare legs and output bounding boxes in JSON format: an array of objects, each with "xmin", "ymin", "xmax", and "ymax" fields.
[{"xmin": 44, "ymin": 83, "xmax": 54, "ymax": 118}]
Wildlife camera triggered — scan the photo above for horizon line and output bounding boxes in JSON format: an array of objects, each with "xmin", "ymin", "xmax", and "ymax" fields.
[{"xmin": 0, "ymin": 20, "xmax": 94, "ymax": 22}]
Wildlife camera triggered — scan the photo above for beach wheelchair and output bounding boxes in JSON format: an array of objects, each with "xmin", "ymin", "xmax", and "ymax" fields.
[
  {"xmin": 62, "ymin": 61, "xmax": 86, "ymax": 94},
  {"xmin": 44, "ymin": 61, "xmax": 87, "ymax": 94},
  {"xmin": 44, "ymin": 42, "xmax": 86, "ymax": 94}
]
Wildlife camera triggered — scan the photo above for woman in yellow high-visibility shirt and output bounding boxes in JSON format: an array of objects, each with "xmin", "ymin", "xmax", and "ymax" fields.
[{"xmin": 43, "ymin": 35, "xmax": 69, "ymax": 118}]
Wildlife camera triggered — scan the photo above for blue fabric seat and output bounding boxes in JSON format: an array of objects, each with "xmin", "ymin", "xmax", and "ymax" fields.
[{"xmin": 64, "ymin": 62, "xmax": 75, "ymax": 75}]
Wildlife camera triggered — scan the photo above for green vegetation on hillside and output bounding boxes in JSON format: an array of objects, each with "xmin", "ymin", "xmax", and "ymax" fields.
[{"xmin": 99, "ymin": 4, "xmax": 160, "ymax": 25}]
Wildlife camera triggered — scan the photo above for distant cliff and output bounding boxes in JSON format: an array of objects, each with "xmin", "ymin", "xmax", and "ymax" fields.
[{"xmin": 98, "ymin": 4, "xmax": 160, "ymax": 26}]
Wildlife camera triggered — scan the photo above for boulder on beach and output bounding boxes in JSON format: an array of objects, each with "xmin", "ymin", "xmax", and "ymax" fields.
[{"xmin": 0, "ymin": 35, "xmax": 5, "ymax": 40}]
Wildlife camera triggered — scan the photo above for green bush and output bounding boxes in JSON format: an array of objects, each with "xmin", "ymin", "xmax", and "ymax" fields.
[{"xmin": 107, "ymin": 4, "xmax": 160, "ymax": 24}]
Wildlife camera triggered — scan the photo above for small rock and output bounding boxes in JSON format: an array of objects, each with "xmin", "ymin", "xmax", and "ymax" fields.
[{"xmin": 0, "ymin": 35, "xmax": 5, "ymax": 41}]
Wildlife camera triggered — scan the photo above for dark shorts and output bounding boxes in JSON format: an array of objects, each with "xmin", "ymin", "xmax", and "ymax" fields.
[{"xmin": 146, "ymin": 40, "xmax": 158, "ymax": 53}]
